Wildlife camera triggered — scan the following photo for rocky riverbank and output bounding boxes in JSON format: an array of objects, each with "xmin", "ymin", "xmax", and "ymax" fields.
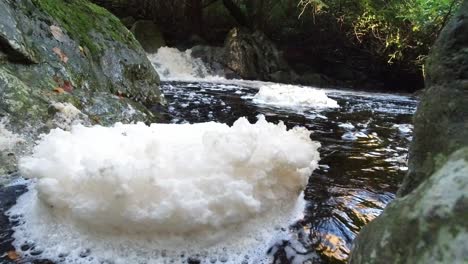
[
  {"xmin": 0, "ymin": 0, "xmax": 164, "ymax": 175},
  {"xmin": 349, "ymin": 2, "xmax": 468, "ymax": 263}
]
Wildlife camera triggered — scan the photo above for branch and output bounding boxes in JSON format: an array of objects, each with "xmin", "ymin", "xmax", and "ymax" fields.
[{"xmin": 438, "ymin": 0, "xmax": 459, "ymax": 36}]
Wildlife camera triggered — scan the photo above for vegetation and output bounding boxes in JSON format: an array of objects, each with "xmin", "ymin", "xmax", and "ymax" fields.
[
  {"xmin": 298, "ymin": 0, "xmax": 461, "ymax": 68},
  {"xmin": 33, "ymin": 0, "xmax": 136, "ymax": 55},
  {"xmin": 91, "ymin": 0, "xmax": 461, "ymax": 90}
]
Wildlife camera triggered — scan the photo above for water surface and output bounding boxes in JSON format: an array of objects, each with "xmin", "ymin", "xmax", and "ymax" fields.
[{"xmin": 0, "ymin": 80, "xmax": 417, "ymax": 264}]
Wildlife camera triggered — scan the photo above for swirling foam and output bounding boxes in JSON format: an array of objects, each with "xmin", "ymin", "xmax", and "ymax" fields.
[
  {"xmin": 252, "ymin": 84, "xmax": 339, "ymax": 109},
  {"xmin": 9, "ymin": 116, "xmax": 320, "ymax": 264}
]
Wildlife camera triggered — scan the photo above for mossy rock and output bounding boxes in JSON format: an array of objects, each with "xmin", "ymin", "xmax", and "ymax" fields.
[
  {"xmin": 400, "ymin": 1, "xmax": 468, "ymax": 196},
  {"xmin": 349, "ymin": 148, "xmax": 468, "ymax": 264},
  {"xmin": 0, "ymin": 0, "xmax": 165, "ymax": 175},
  {"xmin": 224, "ymin": 27, "xmax": 292, "ymax": 81},
  {"xmin": 349, "ymin": 3, "xmax": 468, "ymax": 263},
  {"xmin": 130, "ymin": 20, "xmax": 166, "ymax": 53}
]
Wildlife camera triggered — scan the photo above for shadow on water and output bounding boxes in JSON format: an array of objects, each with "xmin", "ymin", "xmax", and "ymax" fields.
[{"xmin": 0, "ymin": 81, "xmax": 417, "ymax": 264}]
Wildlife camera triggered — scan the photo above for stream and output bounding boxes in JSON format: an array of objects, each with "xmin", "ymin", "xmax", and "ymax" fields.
[
  {"xmin": 157, "ymin": 80, "xmax": 417, "ymax": 263},
  {"xmin": 0, "ymin": 49, "xmax": 418, "ymax": 264}
]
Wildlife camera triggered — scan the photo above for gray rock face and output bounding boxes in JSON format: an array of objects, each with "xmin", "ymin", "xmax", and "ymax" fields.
[
  {"xmin": 349, "ymin": 2, "xmax": 468, "ymax": 263},
  {"xmin": 349, "ymin": 148, "xmax": 468, "ymax": 264},
  {"xmin": 400, "ymin": 1, "xmax": 468, "ymax": 196},
  {"xmin": 191, "ymin": 28, "xmax": 298, "ymax": 83},
  {"xmin": 130, "ymin": 20, "xmax": 166, "ymax": 53},
  {"xmin": 0, "ymin": 0, "xmax": 165, "ymax": 175},
  {"xmin": 224, "ymin": 27, "xmax": 294, "ymax": 82}
]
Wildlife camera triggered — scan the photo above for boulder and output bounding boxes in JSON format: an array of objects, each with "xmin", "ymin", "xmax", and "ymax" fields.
[
  {"xmin": 130, "ymin": 20, "xmax": 166, "ymax": 53},
  {"xmin": 349, "ymin": 2, "xmax": 468, "ymax": 263},
  {"xmin": 0, "ymin": 0, "xmax": 165, "ymax": 175},
  {"xmin": 224, "ymin": 27, "xmax": 292, "ymax": 81},
  {"xmin": 400, "ymin": 1, "xmax": 468, "ymax": 196},
  {"xmin": 349, "ymin": 148, "xmax": 468, "ymax": 264},
  {"xmin": 120, "ymin": 16, "xmax": 136, "ymax": 29},
  {"xmin": 190, "ymin": 45, "xmax": 229, "ymax": 77}
]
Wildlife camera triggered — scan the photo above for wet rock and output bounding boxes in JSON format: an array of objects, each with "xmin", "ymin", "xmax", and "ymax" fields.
[
  {"xmin": 0, "ymin": 1, "xmax": 39, "ymax": 63},
  {"xmin": 130, "ymin": 20, "xmax": 166, "ymax": 53},
  {"xmin": 0, "ymin": 0, "xmax": 165, "ymax": 174},
  {"xmin": 224, "ymin": 27, "xmax": 292, "ymax": 81},
  {"xmin": 349, "ymin": 148, "xmax": 468, "ymax": 264},
  {"xmin": 350, "ymin": 3, "xmax": 468, "ymax": 263},
  {"xmin": 190, "ymin": 45, "xmax": 229, "ymax": 77},
  {"xmin": 400, "ymin": 1, "xmax": 468, "ymax": 196},
  {"xmin": 297, "ymin": 72, "xmax": 331, "ymax": 88},
  {"xmin": 120, "ymin": 16, "xmax": 135, "ymax": 29}
]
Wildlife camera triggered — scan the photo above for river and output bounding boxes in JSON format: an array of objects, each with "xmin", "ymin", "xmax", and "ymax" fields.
[{"xmin": 0, "ymin": 48, "xmax": 417, "ymax": 264}]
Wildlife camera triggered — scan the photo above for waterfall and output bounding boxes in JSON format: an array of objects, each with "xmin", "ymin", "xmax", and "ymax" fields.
[{"xmin": 148, "ymin": 47, "xmax": 218, "ymax": 81}]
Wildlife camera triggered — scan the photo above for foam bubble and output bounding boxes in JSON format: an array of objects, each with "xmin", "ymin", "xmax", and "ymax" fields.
[
  {"xmin": 252, "ymin": 84, "xmax": 339, "ymax": 109},
  {"xmin": 9, "ymin": 116, "xmax": 320, "ymax": 263}
]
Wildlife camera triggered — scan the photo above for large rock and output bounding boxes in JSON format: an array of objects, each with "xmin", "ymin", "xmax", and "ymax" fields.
[
  {"xmin": 349, "ymin": 2, "xmax": 468, "ymax": 263},
  {"xmin": 349, "ymin": 148, "xmax": 468, "ymax": 264},
  {"xmin": 130, "ymin": 20, "xmax": 166, "ymax": 53},
  {"xmin": 224, "ymin": 27, "xmax": 295, "ymax": 82},
  {"xmin": 399, "ymin": 1, "xmax": 468, "ymax": 196},
  {"xmin": 0, "ymin": 0, "xmax": 165, "ymax": 175}
]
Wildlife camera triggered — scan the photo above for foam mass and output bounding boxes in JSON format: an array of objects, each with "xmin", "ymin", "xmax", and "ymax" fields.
[
  {"xmin": 10, "ymin": 116, "xmax": 320, "ymax": 263},
  {"xmin": 253, "ymin": 84, "xmax": 339, "ymax": 109}
]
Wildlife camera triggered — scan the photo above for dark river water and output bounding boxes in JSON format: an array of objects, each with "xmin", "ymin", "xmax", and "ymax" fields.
[{"xmin": 0, "ymin": 80, "xmax": 417, "ymax": 264}]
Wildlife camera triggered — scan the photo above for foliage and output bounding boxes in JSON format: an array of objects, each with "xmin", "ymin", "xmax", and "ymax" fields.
[{"xmin": 298, "ymin": 0, "xmax": 461, "ymax": 67}]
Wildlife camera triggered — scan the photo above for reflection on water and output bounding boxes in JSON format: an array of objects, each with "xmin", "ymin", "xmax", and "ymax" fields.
[
  {"xmin": 0, "ymin": 81, "xmax": 417, "ymax": 264},
  {"xmin": 157, "ymin": 81, "xmax": 417, "ymax": 264}
]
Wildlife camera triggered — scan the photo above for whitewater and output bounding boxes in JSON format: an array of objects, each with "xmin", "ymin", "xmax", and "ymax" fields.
[{"xmin": 4, "ymin": 47, "xmax": 344, "ymax": 264}]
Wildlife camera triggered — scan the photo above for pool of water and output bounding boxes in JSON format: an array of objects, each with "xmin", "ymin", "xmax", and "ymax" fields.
[
  {"xmin": 0, "ymin": 80, "xmax": 417, "ymax": 264},
  {"xmin": 158, "ymin": 81, "xmax": 417, "ymax": 263}
]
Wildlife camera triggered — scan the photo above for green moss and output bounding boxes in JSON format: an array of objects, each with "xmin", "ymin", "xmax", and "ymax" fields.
[{"xmin": 31, "ymin": 0, "xmax": 137, "ymax": 56}]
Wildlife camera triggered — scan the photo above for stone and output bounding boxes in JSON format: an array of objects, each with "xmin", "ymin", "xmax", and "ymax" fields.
[
  {"xmin": 0, "ymin": 0, "xmax": 165, "ymax": 175},
  {"xmin": 224, "ymin": 27, "xmax": 292, "ymax": 81},
  {"xmin": 349, "ymin": 2, "xmax": 468, "ymax": 263},
  {"xmin": 400, "ymin": 1, "xmax": 468, "ymax": 196},
  {"xmin": 349, "ymin": 148, "xmax": 468, "ymax": 264},
  {"xmin": 130, "ymin": 20, "xmax": 166, "ymax": 53}
]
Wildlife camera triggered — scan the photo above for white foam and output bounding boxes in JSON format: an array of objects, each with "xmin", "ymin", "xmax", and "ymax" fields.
[
  {"xmin": 392, "ymin": 124, "xmax": 413, "ymax": 134},
  {"xmin": 341, "ymin": 131, "xmax": 368, "ymax": 141},
  {"xmin": 252, "ymin": 84, "xmax": 339, "ymax": 109},
  {"xmin": 338, "ymin": 123, "xmax": 355, "ymax": 130},
  {"xmin": 10, "ymin": 116, "xmax": 320, "ymax": 264}
]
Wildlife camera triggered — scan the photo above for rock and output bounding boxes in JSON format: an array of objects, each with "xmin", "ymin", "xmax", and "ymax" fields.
[
  {"xmin": 130, "ymin": 20, "xmax": 166, "ymax": 53},
  {"xmin": 224, "ymin": 27, "xmax": 292, "ymax": 81},
  {"xmin": 349, "ymin": 148, "xmax": 468, "ymax": 264},
  {"xmin": 349, "ymin": 3, "xmax": 468, "ymax": 263},
  {"xmin": 0, "ymin": 0, "xmax": 165, "ymax": 175},
  {"xmin": 269, "ymin": 70, "xmax": 298, "ymax": 84},
  {"xmin": 400, "ymin": 1, "xmax": 468, "ymax": 196},
  {"xmin": 120, "ymin": 16, "xmax": 135, "ymax": 28},
  {"xmin": 190, "ymin": 45, "xmax": 228, "ymax": 77},
  {"xmin": 0, "ymin": 1, "xmax": 39, "ymax": 63},
  {"xmin": 297, "ymin": 72, "xmax": 331, "ymax": 87}
]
